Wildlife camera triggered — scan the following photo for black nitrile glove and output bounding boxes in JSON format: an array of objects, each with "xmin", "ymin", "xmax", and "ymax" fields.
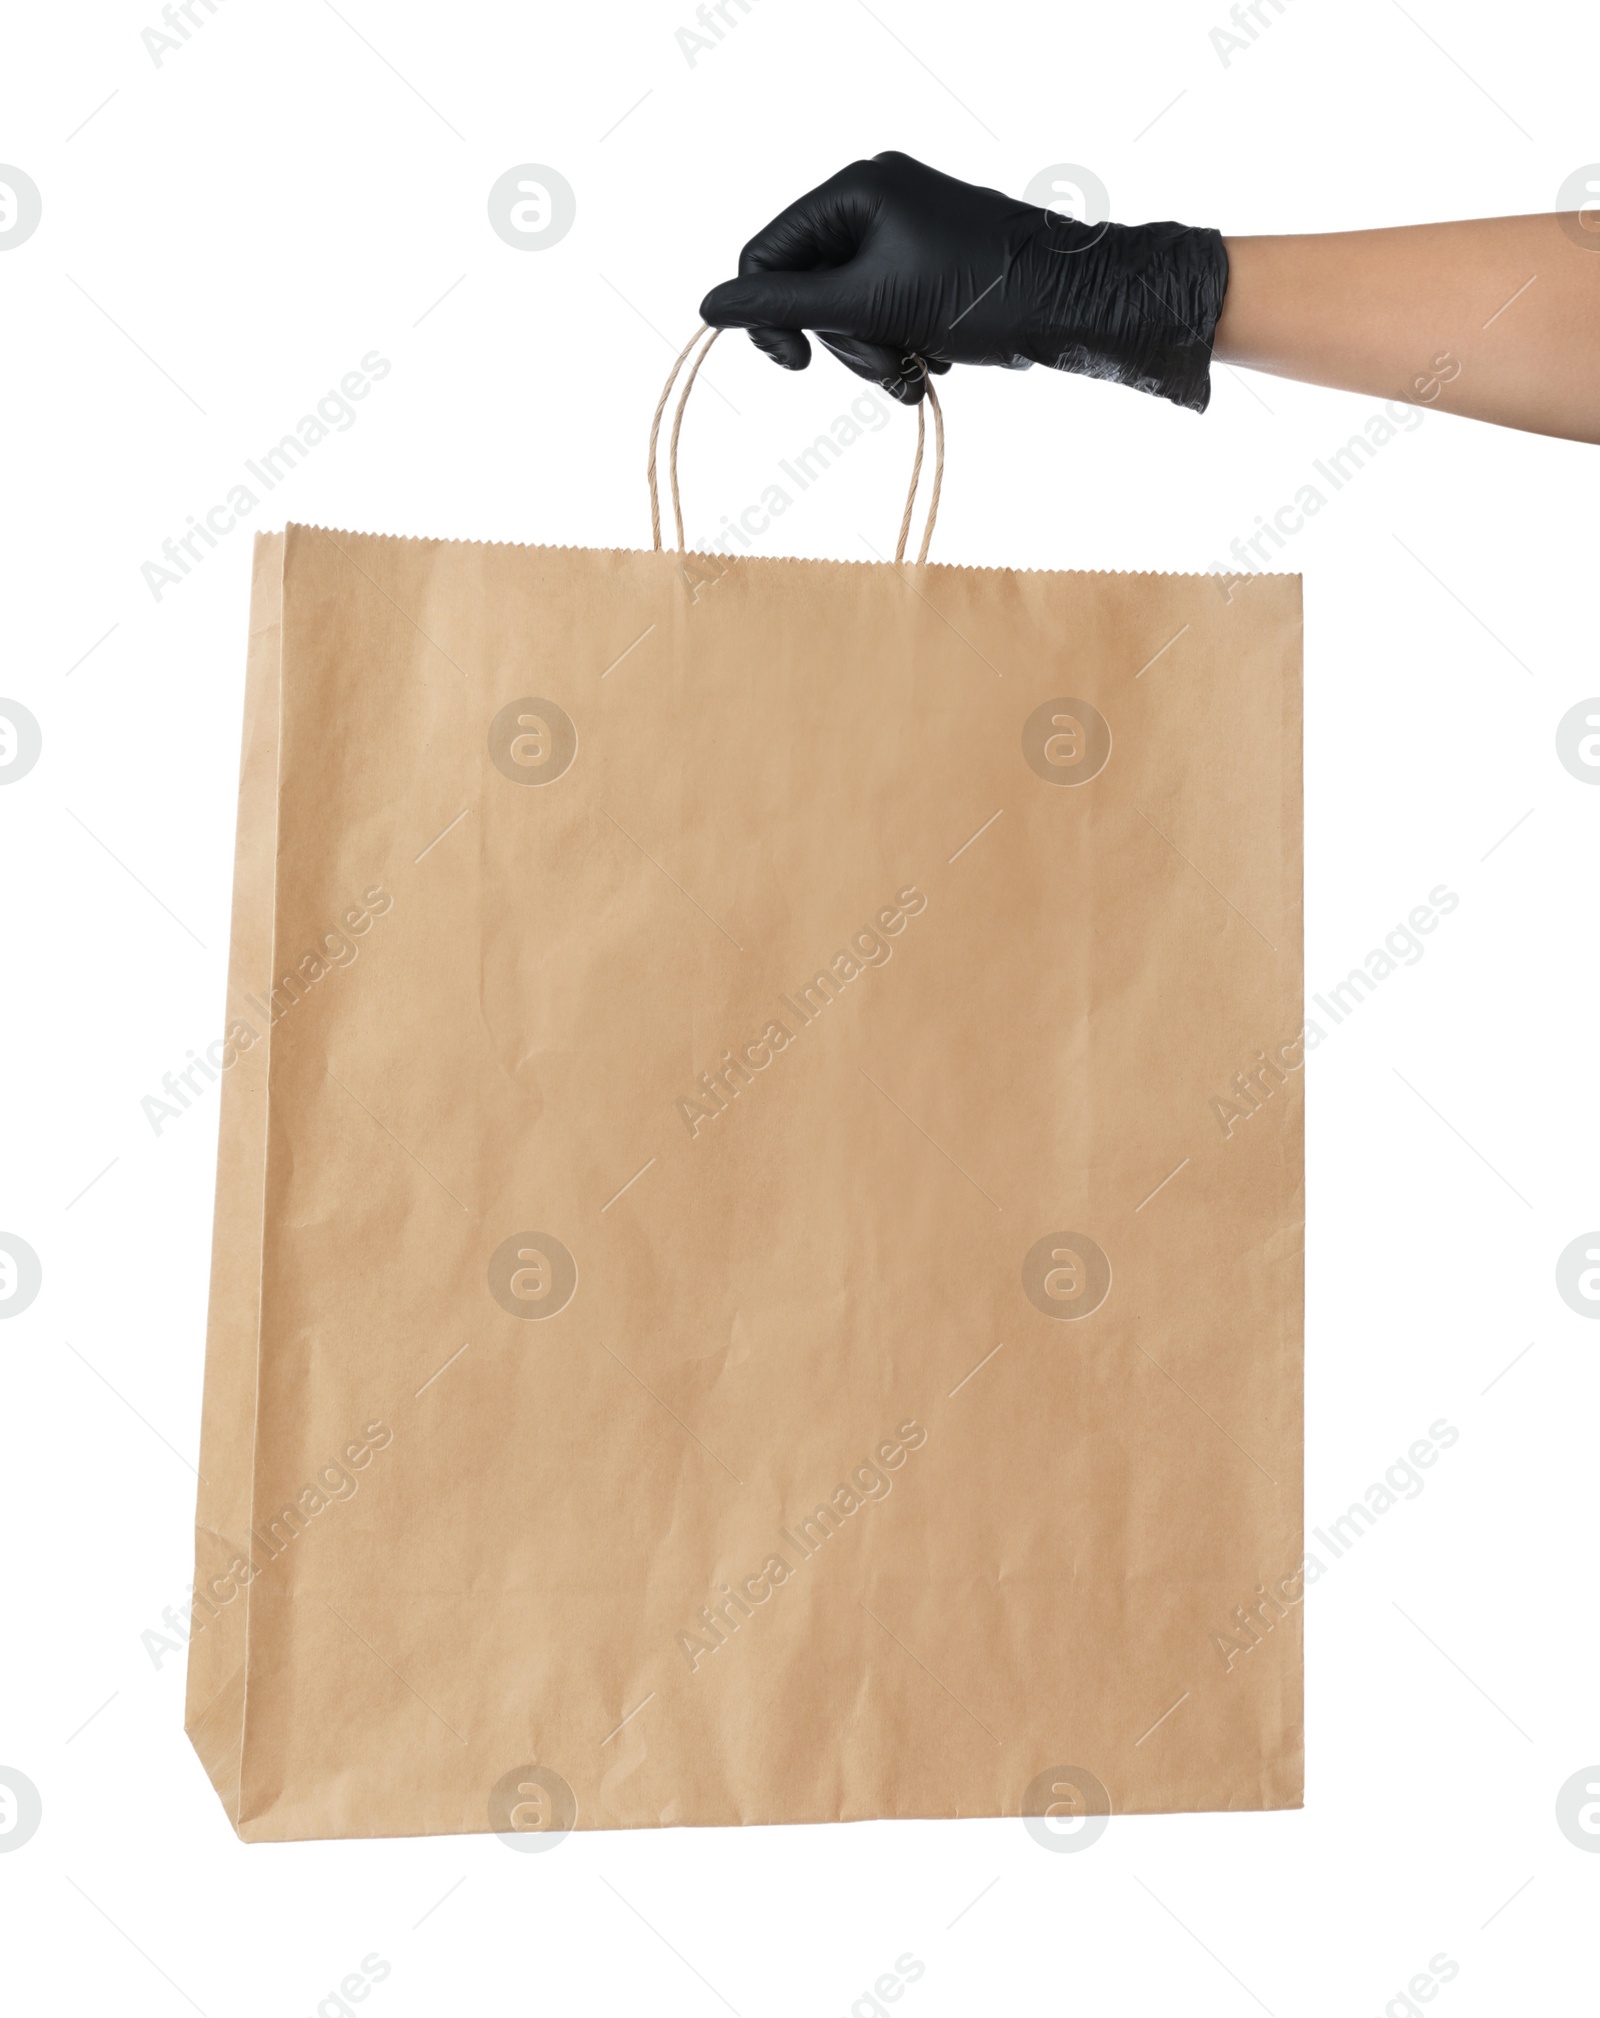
[{"xmin": 699, "ymin": 151, "xmax": 1229, "ymax": 412}]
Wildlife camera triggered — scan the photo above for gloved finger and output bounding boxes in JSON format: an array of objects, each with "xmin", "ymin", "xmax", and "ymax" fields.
[
  {"xmin": 735, "ymin": 162, "xmax": 881, "ymax": 277},
  {"xmin": 925, "ymin": 356, "xmax": 952, "ymax": 375},
  {"xmin": 816, "ymin": 332, "xmax": 928, "ymax": 405},
  {"xmin": 746, "ymin": 326, "xmax": 812, "ymax": 371},
  {"xmin": 702, "ymin": 164, "xmax": 885, "ymax": 380}
]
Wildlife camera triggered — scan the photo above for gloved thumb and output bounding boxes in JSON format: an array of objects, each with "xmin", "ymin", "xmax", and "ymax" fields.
[{"xmin": 700, "ymin": 268, "xmax": 860, "ymax": 343}]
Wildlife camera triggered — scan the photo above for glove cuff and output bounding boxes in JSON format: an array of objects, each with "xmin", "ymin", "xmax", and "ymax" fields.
[{"xmin": 1033, "ymin": 220, "xmax": 1230, "ymax": 415}]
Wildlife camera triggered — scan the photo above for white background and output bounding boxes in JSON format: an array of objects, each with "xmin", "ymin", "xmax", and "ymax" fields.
[{"xmin": 2, "ymin": 0, "xmax": 1597, "ymax": 2011}]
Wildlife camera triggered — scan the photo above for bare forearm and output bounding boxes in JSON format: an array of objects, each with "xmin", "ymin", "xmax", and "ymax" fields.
[{"xmin": 1214, "ymin": 215, "xmax": 1600, "ymax": 443}]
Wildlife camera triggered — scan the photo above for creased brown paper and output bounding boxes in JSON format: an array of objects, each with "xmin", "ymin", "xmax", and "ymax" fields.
[{"xmin": 187, "ymin": 521, "xmax": 1302, "ymax": 1841}]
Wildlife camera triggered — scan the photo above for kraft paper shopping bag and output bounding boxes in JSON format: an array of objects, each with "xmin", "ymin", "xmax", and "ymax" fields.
[{"xmin": 188, "ymin": 333, "xmax": 1302, "ymax": 1841}]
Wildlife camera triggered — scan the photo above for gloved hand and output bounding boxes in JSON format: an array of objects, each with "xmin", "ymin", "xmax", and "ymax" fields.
[{"xmin": 700, "ymin": 151, "xmax": 1230, "ymax": 412}]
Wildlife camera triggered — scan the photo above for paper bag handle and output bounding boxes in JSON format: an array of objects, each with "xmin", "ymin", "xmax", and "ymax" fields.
[{"xmin": 648, "ymin": 325, "xmax": 944, "ymax": 566}]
